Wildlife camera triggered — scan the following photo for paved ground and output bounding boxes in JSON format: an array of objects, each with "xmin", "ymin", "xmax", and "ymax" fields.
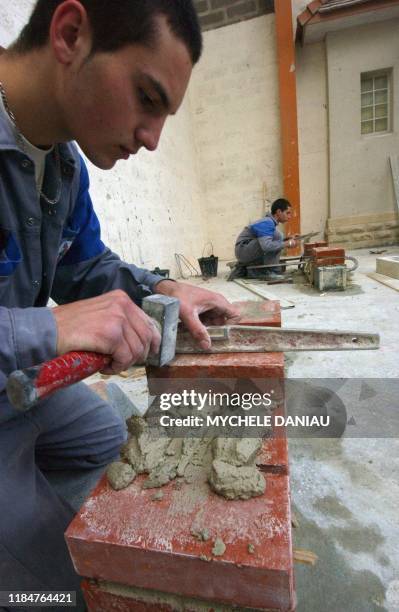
[{"xmin": 52, "ymin": 247, "xmax": 399, "ymax": 612}]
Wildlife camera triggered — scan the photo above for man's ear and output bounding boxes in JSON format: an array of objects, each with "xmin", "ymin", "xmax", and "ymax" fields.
[{"xmin": 49, "ymin": 0, "xmax": 91, "ymax": 65}]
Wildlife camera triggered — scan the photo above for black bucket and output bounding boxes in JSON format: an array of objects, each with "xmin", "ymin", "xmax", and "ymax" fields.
[
  {"xmin": 198, "ymin": 255, "xmax": 218, "ymax": 278},
  {"xmin": 151, "ymin": 267, "xmax": 170, "ymax": 278}
]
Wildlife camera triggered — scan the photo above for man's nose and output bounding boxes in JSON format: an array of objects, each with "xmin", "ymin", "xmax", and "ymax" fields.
[{"xmin": 135, "ymin": 117, "xmax": 166, "ymax": 152}]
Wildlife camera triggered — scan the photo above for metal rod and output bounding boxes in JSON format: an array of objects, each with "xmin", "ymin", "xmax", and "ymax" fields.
[{"xmin": 176, "ymin": 325, "xmax": 380, "ymax": 353}]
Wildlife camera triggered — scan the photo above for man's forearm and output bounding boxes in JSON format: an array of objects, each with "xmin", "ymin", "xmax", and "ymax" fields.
[
  {"xmin": 258, "ymin": 235, "xmax": 284, "ymax": 254},
  {"xmin": 0, "ymin": 306, "xmax": 57, "ymax": 375},
  {"xmin": 53, "ymin": 248, "xmax": 166, "ymax": 306}
]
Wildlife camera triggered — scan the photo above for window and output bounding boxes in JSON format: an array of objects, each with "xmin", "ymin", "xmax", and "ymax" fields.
[{"xmin": 361, "ymin": 70, "xmax": 391, "ymax": 135}]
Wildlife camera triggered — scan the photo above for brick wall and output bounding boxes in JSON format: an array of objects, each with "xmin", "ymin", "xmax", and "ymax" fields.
[{"xmin": 194, "ymin": 0, "xmax": 274, "ymax": 31}]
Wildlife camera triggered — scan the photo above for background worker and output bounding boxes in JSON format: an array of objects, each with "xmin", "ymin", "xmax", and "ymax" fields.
[
  {"xmin": 0, "ymin": 1, "xmax": 238, "ymax": 608},
  {"xmin": 233, "ymin": 198, "xmax": 298, "ymax": 280}
]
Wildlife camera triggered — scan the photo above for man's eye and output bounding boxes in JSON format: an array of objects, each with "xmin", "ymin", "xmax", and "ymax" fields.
[{"xmin": 139, "ymin": 89, "xmax": 154, "ymax": 108}]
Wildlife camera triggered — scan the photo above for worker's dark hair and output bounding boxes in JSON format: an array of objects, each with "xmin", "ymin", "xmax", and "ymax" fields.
[
  {"xmin": 11, "ymin": 0, "xmax": 202, "ymax": 64},
  {"xmin": 271, "ymin": 198, "xmax": 291, "ymax": 215}
]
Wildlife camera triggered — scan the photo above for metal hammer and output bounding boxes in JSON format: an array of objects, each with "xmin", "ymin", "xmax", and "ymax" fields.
[{"xmin": 6, "ymin": 294, "xmax": 180, "ymax": 412}]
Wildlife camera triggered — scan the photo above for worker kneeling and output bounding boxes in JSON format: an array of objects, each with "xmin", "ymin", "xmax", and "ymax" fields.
[{"xmin": 233, "ymin": 198, "xmax": 298, "ymax": 280}]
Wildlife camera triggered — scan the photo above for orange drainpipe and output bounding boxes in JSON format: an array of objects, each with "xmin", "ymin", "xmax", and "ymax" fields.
[{"xmin": 274, "ymin": 0, "xmax": 301, "ymax": 253}]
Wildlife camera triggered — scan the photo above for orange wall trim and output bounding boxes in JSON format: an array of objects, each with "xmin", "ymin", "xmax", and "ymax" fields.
[{"xmin": 274, "ymin": 0, "xmax": 301, "ymax": 247}]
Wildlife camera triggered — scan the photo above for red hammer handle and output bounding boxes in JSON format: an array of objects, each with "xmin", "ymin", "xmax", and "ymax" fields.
[{"xmin": 6, "ymin": 351, "xmax": 111, "ymax": 412}]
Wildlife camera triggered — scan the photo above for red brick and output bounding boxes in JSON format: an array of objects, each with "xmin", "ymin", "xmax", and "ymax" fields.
[
  {"xmin": 257, "ymin": 402, "xmax": 289, "ymax": 475},
  {"xmin": 146, "ymin": 353, "xmax": 284, "ymax": 396},
  {"xmin": 303, "ymin": 241, "xmax": 327, "ymax": 256},
  {"xmin": 67, "ymin": 469, "xmax": 294, "ymax": 611},
  {"xmin": 146, "ymin": 300, "xmax": 283, "ymax": 388},
  {"xmin": 82, "ymin": 581, "xmax": 176, "ymax": 612},
  {"xmin": 81, "ymin": 578, "xmax": 296, "ymax": 612},
  {"xmin": 311, "ymin": 246, "xmax": 345, "ymax": 266},
  {"xmin": 233, "ymin": 299, "xmax": 281, "ymax": 327},
  {"xmin": 66, "ymin": 300, "xmax": 294, "ymax": 611}
]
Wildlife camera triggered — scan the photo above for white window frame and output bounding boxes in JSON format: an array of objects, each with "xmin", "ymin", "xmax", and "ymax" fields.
[{"xmin": 360, "ymin": 69, "xmax": 392, "ymax": 136}]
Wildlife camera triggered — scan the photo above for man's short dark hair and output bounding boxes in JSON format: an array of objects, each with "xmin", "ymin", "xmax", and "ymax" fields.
[
  {"xmin": 12, "ymin": 0, "xmax": 202, "ymax": 64},
  {"xmin": 271, "ymin": 198, "xmax": 291, "ymax": 215}
]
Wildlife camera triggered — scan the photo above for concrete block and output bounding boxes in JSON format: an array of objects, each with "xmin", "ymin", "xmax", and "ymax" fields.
[
  {"xmin": 327, "ymin": 212, "xmax": 397, "ymax": 232},
  {"xmin": 199, "ymin": 10, "xmax": 224, "ymax": 27},
  {"xmin": 374, "ymin": 230, "xmax": 395, "ymax": 240},
  {"xmin": 326, "ymin": 234, "xmax": 349, "ymax": 244},
  {"xmin": 314, "ymin": 265, "xmax": 347, "ymax": 291},
  {"xmin": 257, "ymin": 0, "xmax": 275, "ymax": 15},
  {"xmin": 376, "ymin": 255, "xmax": 399, "ymax": 280},
  {"xmin": 351, "ymin": 233, "xmax": 373, "ymax": 242},
  {"xmin": 210, "ymin": 0, "xmax": 240, "ymax": 9},
  {"xmin": 385, "ymin": 222, "xmax": 399, "ymax": 230},
  {"xmin": 326, "ymin": 210, "xmax": 399, "ymax": 250},
  {"xmin": 340, "ymin": 226, "xmax": 364, "ymax": 235},
  {"xmin": 226, "ymin": 0, "xmax": 257, "ymax": 18},
  {"xmin": 194, "ymin": 0, "xmax": 208, "ymax": 12}
]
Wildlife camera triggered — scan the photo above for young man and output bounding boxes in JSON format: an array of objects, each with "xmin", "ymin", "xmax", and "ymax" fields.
[
  {"xmin": 0, "ymin": 1, "xmax": 237, "ymax": 607},
  {"xmin": 233, "ymin": 198, "xmax": 298, "ymax": 280}
]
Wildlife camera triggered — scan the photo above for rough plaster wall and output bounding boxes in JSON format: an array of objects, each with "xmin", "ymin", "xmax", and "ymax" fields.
[
  {"xmin": 190, "ymin": 14, "xmax": 283, "ymax": 260},
  {"xmin": 296, "ymin": 41, "xmax": 329, "ymax": 236},
  {"xmin": 85, "ymin": 103, "xmax": 206, "ymax": 272},
  {"xmin": 326, "ymin": 19, "xmax": 399, "ymax": 219},
  {"xmin": 0, "ymin": 0, "xmax": 33, "ymax": 46},
  {"xmin": 0, "ymin": 0, "xmax": 207, "ymax": 275}
]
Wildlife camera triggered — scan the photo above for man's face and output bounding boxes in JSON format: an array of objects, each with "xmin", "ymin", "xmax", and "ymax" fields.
[
  {"xmin": 275, "ymin": 207, "xmax": 292, "ymax": 224},
  {"xmin": 59, "ymin": 17, "xmax": 193, "ymax": 169}
]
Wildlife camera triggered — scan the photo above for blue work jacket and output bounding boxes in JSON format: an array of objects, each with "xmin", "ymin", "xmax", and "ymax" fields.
[{"xmin": 0, "ymin": 112, "xmax": 164, "ymax": 423}]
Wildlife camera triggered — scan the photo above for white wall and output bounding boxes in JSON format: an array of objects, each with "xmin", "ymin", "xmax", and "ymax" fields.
[
  {"xmin": 327, "ymin": 19, "xmax": 399, "ymax": 219},
  {"xmin": 296, "ymin": 41, "xmax": 329, "ymax": 236},
  {"xmin": 0, "ymin": 0, "xmax": 32, "ymax": 46},
  {"xmin": 84, "ymin": 101, "xmax": 206, "ymax": 271},
  {"xmin": 190, "ymin": 15, "xmax": 283, "ymax": 260},
  {"xmin": 0, "ymin": 0, "xmax": 207, "ymax": 275}
]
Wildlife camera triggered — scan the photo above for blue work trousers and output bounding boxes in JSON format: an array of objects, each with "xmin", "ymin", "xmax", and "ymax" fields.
[{"xmin": 0, "ymin": 383, "xmax": 126, "ymax": 612}]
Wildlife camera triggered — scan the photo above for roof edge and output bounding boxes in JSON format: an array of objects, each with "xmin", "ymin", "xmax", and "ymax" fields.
[{"xmin": 296, "ymin": 0, "xmax": 399, "ymax": 45}]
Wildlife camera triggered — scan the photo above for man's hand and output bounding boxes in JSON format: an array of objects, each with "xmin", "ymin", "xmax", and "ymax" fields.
[
  {"xmin": 53, "ymin": 290, "xmax": 161, "ymax": 374},
  {"xmin": 154, "ymin": 280, "xmax": 240, "ymax": 349},
  {"xmin": 284, "ymin": 237, "xmax": 298, "ymax": 248}
]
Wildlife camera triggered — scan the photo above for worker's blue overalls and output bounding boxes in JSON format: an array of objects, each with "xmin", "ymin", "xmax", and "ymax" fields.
[{"xmin": 0, "ymin": 111, "xmax": 164, "ymax": 611}]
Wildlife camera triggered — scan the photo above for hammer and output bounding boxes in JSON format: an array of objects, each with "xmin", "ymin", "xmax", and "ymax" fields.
[
  {"xmin": 6, "ymin": 295, "xmax": 180, "ymax": 413},
  {"xmin": 6, "ymin": 296, "xmax": 380, "ymax": 412}
]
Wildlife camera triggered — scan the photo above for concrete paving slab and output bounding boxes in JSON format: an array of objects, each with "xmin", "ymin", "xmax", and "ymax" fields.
[
  {"xmin": 176, "ymin": 247, "xmax": 399, "ymax": 611},
  {"xmin": 376, "ymin": 255, "xmax": 399, "ymax": 279}
]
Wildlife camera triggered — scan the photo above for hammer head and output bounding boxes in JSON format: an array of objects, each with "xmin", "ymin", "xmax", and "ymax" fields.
[{"xmin": 142, "ymin": 294, "xmax": 180, "ymax": 367}]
